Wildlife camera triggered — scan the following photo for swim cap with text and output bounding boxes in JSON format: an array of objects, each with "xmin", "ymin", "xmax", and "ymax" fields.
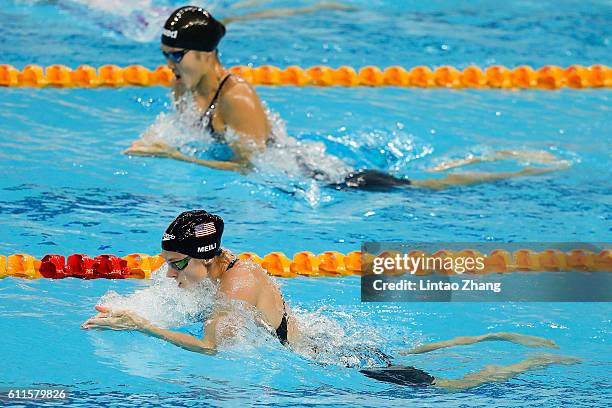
[
  {"xmin": 162, "ymin": 210, "xmax": 224, "ymax": 259},
  {"xmin": 161, "ymin": 6, "xmax": 226, "ymax": 52}
]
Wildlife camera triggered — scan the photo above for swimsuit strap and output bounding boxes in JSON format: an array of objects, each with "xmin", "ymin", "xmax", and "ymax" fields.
[
  {"xmin": 226, "ymin": 256, "xmax": 238, "ymax": 272},
  {"xmin": 209, "ymin": 73, "xmax": 232, "ymax": 111},
  {"xmin": 202, "ymin": 73, "xmax": 232, "ymax": 134}
]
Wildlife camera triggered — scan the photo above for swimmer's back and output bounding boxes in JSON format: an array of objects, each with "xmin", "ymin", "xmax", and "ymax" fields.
[{"xmin": 218, "ymin": 259, "xmax": 294, "ymax": 338}]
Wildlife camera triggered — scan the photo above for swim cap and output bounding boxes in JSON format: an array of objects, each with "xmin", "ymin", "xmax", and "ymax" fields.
[
  {"xmin": 161, "ymin": 6, "xmax": 226, "ymax": 52},
  {"xmin": 162, "ymin": 210, "xmax": 224, "ymax": 259}
]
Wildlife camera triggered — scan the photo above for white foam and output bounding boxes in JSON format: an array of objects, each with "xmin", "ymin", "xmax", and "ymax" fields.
[
  {"xmin": 98, "ymin": 266, "xmax": 216, "ymax": 328},
  {"xmin": 95, "ymin": 265, "xmax": 390, "ymax": 366},
  {"xmin": 96, "ymin": 263, "xmax": 279, "ymax": 349}
]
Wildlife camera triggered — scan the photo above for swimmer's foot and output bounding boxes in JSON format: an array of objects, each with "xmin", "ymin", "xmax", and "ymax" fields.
[
  {"xmin": 399, "ymin": 332, "xmax": 559, "ymax": 355},
  {"xmin": 495, "ymin": 149, "xmax": 560, "ymax": 164},
  {"xmin": 492, "ymin": 332, "xmax": 560, "ymax": 349},
  {"xmin": 222, "ymin": 2, "xmax": 355, "ymax": 25},
  {"xmin": 525, "ymin": 352, "xmax": 582, "ymax": 365}
]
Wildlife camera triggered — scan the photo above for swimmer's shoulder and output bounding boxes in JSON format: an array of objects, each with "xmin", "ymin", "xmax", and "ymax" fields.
[
  {"xmin": 218, "ymin": 76, "xmax": 270, "ymax": 140},
  {"xmin": 219, "ymin": 74, "xmax": 264, "ymax": 111},
  {"xmin": 218, "ymin": 259, "xmax": 264, "ymax": 303}
]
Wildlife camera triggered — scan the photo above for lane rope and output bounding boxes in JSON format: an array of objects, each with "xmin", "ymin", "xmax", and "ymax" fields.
[
  {"xmin": 0, "ymin": 64, "xmax": 610, "ymax": 89},
  {"xmin": 0, "ymin": 249, "xmax": 610, "ymax": 280}
]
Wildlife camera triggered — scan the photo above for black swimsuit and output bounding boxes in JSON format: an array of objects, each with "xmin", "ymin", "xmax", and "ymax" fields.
[
  {"xmin": 225, "ymin": 256, "xmax": 289, "ymax": 346},
  {"xmin": 275, "ymin": 300, "xmax": 289, "ymax": 346}
]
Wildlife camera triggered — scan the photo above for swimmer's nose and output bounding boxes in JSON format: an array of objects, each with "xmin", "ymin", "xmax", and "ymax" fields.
[{"xmin": 166, "ymin": 268, "xmax": 178, "ymax": 279}]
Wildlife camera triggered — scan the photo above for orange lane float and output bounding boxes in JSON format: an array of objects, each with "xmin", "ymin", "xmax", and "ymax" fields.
[
  {"xmin": 1, "ymin": 64, "xmax": 610, "ymax": 88},
  {"xmin": 0, "ymin": 249, "xmax": 610, "ymax": 280}
]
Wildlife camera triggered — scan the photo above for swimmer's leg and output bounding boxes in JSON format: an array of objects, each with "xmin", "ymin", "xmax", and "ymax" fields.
[
  {"xmin": 399, "ymin": 332, "xmax": 559, "ymax": 355},
  {"xmin": 412, "ymin": 164, "xmax": 569, "ymax": 190},
  {"xmin": 433, "ymin": 353, "xmax": 581, "ymax": 390},
  {"xmin": 427, "ymin": 150, "xmax": 567, "ymax": 173},
  {"xmin": 221, "ymin": 2, "xmax": 355, "ymax": 25}
]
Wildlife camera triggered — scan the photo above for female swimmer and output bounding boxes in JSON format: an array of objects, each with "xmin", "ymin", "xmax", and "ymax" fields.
[
  {"xmin": 82, "ymin": 210, "xmax": 579, "ymax": 389},
  {"xmin": 123, "ymin": 6, "xmax": 568, "ymax": 190}
]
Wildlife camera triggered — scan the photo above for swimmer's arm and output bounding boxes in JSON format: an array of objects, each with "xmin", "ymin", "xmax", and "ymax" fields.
[
  {"xmin": 123, "ymin": 141, "xmax": 249, "ymax": 172},
  {"xmin": 142, "ymin": 309, "xmax": 242, "ymax": 355},
  {"xmin": 140, "ymin": 323, "xmax": 217, "ymax": 355},
  {"xmin": 81, "ymin": 306, "xmax": 217, "ymax": 355},
  {"xmin": 168, "ymin": 150, "xmax": 249, "ymax": 172}
]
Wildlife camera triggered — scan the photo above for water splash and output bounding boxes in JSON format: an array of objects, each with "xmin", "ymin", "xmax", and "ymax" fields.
[
  {"xmin": 98, "ymin": 266, "xmax": 216, "ymax": 328},
  {"xmin": 251, "ymin": 108, "xmax": 353, "ymax": 185},
  {"xmin": 291, "ymin": 307, "xmax": 393, "ymax": 369},
  {"xmin": 140, "ymin": 91, "xmax": 214, "ymax": 149},
  {"xmin": 139, "ymin": 95, "xmax": 354, "ymax": 189},
  {"xmin": 95, "ymin": 261, "xmax": 391, "ymax": 368}
]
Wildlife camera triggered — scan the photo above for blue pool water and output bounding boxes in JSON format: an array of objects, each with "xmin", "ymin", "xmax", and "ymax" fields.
[{"xmin": 0, "ymin": 0, "xmax": 611, "ymax": 406}]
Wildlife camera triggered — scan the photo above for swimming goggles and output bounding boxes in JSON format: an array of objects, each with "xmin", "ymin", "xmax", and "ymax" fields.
[
  {"xmin": 162, "ymin": 49, "xmax": 190, "ymax": 64},
  {"xmin": 168, "ymin": 256, "xmax": 191, "ymax": 271}
]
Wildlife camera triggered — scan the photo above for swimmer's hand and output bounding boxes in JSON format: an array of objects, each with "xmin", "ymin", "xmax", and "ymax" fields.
[
  {"xmin": 123, "ymin": 140, "xmax": 181, "ymax": 158},
  {"xmin": 81, "ymin": 306, "xmax": 217, "ymax": 355},
  {"xmin": 81, "ymin": 305, "xmax": 150, "ymax": 331}
]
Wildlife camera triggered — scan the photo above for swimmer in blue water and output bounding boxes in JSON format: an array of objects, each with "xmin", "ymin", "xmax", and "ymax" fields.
[
  {"xmin": 125, "ymin": 6, "xmax": 271, "ymax": 172},
  {"xmin": 83, "ymin": 210, "xmax": 297, "ymax": 349},
  {"xmin": 123, "ymin": 6, "xmax": 569, "ymax": 190},
  {"xmin": 82, "ymin": 210, "xmax": 579, "ymax": 389}
]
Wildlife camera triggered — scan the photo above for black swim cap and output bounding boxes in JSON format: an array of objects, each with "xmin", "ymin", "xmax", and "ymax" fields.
[
  {"xmin": 162, "ymin": 210, "xmax": 224, "ymax": 259},
  {"xmin": 161, "ymin": 6, "xmax": 226, "ymax": 52}
]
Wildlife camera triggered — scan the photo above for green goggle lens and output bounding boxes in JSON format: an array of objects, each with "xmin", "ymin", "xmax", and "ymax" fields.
[{"xmin": 170, "ymin": 256, "xmax": 190, "ymax": 271}]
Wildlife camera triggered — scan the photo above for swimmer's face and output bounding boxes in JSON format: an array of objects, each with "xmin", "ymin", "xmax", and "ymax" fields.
[
  {"xmin": 161, "ymin": 44, "xmax": 217, "ymax": 89},
  {"xmin": 162, "ymin": 250, "xmax": 213, "ymax": 289}
]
